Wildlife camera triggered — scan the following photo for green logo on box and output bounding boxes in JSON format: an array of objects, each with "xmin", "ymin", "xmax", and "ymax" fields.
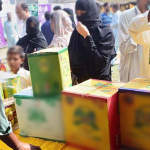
[{"xmin": 16, "ymin": 98, "xmax": 22, "ymax": 106}]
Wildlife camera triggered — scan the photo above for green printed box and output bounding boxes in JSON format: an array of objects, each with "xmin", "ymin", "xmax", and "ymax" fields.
[
  {"xmin": 14, "ymin": 87, "xmax": 65, "ymax": 142},
  {"xmin": 28, "ymin": 48, "xmax": 72, "ymax": 97}
]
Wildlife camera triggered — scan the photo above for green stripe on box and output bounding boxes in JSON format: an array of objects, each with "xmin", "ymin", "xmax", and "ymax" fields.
[{"xmin": 58, "ymin": 48, "xmax": 68, "ymax": 54}]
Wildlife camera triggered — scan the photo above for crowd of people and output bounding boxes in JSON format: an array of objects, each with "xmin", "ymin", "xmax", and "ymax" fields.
[{"xmin": 0, "ymin": 0, "xmax": 150, "ymax": 149}]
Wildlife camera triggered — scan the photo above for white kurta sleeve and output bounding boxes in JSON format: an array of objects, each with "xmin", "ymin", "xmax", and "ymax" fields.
[
  {"xmin": 119, "ymin": 13, "xmax": 137, "ymax": 54},
  {"xmin": 110, "ymin": 14, "xmax": 119, "ymax": 28},
  {"xmin": 128, "ymin": 11, "xmax": 150, "ymax": 46}
]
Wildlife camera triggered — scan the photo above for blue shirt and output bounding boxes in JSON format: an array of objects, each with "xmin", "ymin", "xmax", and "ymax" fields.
[
  {"xmin": 100, "ymin": 12, "xmax": 113, "ymax": 26},
  {"xmin": 41, "ymin": 21, "xmax": 54, "ymax": 45}
]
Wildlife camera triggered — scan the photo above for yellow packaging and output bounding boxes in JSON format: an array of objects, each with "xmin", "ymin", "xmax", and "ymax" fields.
[
  {"xmin": 61, "ymin": 145, "xmax": 84, "ymax": 150},
  {"xmin": 0, "ymin": 82, "xmax": 4, "ymax": 100},
  {"xmin": 119, "ymin": 78, "xmax": 150, "ymax": 150},
  {"xmin": 3, "ymin": 76, "xmax": 21, "ymax": 99},
  {"xmin": 11, "ymin": 104, "xmax": 18, "ymax": 124},
  {"xmin": 5, "ymin": 106, "xmax": 14, "ymax": 126},
  {"xmin": 11, "ymin": 104, "xmax": 16, "ymax": 112},
  {"xmin": 5, "ymin": 105, "xmax": 12, "ymax": 114},
  {"xmin": 62, "ymin": 79, "xmax": 125, "ymax": 150}
]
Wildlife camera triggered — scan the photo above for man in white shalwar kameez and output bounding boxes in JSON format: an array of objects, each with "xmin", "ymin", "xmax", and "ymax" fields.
[
  {"xmin": 128, "ymin": 11, "xmax": 150, "ymax": 78},
  {"xmin": 118, "ymin": 0, "xmax": 149, "ymax": 82}
]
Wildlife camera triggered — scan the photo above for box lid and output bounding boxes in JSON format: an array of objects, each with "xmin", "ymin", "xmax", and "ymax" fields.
[
  {"xmin": 62, "ymin": 79, "xmax": 125, "ymax": 99},
  {"xmin": 119, "ymin": 78, "xmax": 150, "ymax": 93},
  {"xmin": 14, "ymin": 87, "xmax": 34, "ymax": 99},
  {"xmin": 28, "ymin": 47, "xmax": 67, "ymax": 57},
  {"xmin": 13, "ymin": 87, "xmax": 61, "ymax": 100},
  {"xmin": 0, "ymin": 71, "xmax": 19, "ymax": 80}
]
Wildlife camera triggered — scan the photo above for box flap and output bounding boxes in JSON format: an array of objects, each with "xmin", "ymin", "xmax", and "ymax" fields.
[
  {"xmin": 0, "ymin": 71, "xmax": 19, "ymax": 80},
  {"xmin": 28, "ymin": 47, "xmax": 67, "ymax": 57},
  {"xmin": 62, "ymin": 79, "xmax": 125, "ymax": 99},
  {"xmin": 119, "ymin": 78, "xmax": 150, "ymax": 93},
  {"xmin": 14, "ymin": 87, "xmax": 34, "ymax": 98}
]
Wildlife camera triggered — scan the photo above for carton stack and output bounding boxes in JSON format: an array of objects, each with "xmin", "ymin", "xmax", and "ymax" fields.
[
  {"xmin": 62, "ymin": 79, "xmax": 125, "ymax": 150},
  {"xmin": 14, "ymin": 47, "xmax": 72, "ymax": 141},
  {"xmin": 0, "ymin": 72, "xmax": 21, "ymax": 129},
  {"xmin": 119, "ymin": 78, "xmax": 150, "ymax": 150}
]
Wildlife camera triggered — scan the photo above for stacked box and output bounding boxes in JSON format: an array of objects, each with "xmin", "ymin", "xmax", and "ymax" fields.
[
  {"xmin": 28, "ymin": 48, "xmax": 72, "ymax": 97},
  {"xmin": 0, "ymin": 72, "xmax": 21, "ymax": 99},
  {"xmin": 5, "ymin": 105, "xmax": 14, "ymax": 126},
  {"xmin": 62, "ymin": 79, "xmax": 125, "ymax": 150},
  {"xmin": 119, "ymin": 78, "xmax": 150, "ymax": 150},
  {"xmin": 3, "ymin": 76, "xmax": 21, "ymax": 99},
  {"xmin": 0, "ymin": 81, "xmax": 4, "ymax": 100},
  {"xmin": 14, "ymin": 87, "xmax": 65, "ymax": 142}
]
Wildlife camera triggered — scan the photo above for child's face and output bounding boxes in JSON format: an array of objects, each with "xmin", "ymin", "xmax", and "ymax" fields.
[{"xmin": 7, "ymin": 53, "xmax": 24, "ymax": 72}]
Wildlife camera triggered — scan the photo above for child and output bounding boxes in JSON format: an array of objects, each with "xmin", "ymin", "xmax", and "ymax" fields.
[{"xmin": 7, "ymin": 46, "xmax": 31, "ymax": 89}]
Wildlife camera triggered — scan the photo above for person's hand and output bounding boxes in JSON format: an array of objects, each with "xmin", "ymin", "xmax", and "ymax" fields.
[
  {"xmin": 76, "ymin": 22, "xmax": 90, "ymax": 38},
  {"xmin": 17, "ymin": 142, "xmax": 41, "ymax": 150},
  {"xmin": 0, "ymin": 133, "xmax": 41, "ymax": 150},
  {"xmin": 34, "ymin": 48, "xmax": 37, "ymax": 52},
  {"xmin": 5, "ymin": 38, "xmax": 7, "ymax": 42}
]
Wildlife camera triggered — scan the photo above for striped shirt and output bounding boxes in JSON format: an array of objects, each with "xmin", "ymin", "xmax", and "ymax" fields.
[{"xmin": 100, "ymin": 12, "xmax": 113, "ymax": 26}]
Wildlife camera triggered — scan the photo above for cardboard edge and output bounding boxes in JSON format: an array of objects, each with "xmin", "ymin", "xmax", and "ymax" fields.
[
  {"xmin": 61, "ymin": 91, "xmax": 108, "ymax": 103},
  {"xmin": 19, "ymin": 132, "xmax": 66, "ymax": 143},
  {"xmin": 28, "ymin": 48, "xmax": 68, "ymax": 57},
  {"xmin": 119, "ymin": 88, "xmax": 150, "ymax": 95}
]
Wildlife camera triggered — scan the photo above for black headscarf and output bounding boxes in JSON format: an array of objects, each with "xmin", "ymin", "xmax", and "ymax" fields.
[
  {"xmin": 68, "ymin": 0, "xmax": 116, "ymax": 83},
  {"xmin": 0, "ymin": 0, "xmax": 2, "ymax": 11},
  {"xmin": 17, "ymin": 16, "xmax": 48, "ymax": 53},
  {"xmin": 53, "ymin": 6, "xmax": 62, "ymax": 11},
  {"xmin": 17, "ymin": 16, "xmax": 48, "ymax": 70},
  {"xmin": 63, "ymin": 8, "xmax": 76, "ymax": 29},
  {"xmin": 75, "ymin": 0, "xmax": 100, "ymax": 31}
]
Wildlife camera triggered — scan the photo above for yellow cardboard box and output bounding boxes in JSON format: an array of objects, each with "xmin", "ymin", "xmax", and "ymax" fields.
[
  {"xmin": 0, "ymin": 82, "xmax": 4, "ymax": 100},
  {"xmin": 119, "ymin": 78, "xmax": 150, "ymax": 150},
  {"xmin": 3, "ymin": 76, "xmax": 21, "ymax": 99},
  {"xmin": 62, "ymin": 79, "xmax": 125, "ymax": 150}
]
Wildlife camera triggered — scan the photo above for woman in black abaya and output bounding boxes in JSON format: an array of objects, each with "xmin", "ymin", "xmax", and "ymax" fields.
[
  {"xmin": 17, "ymin": 16, "xmax": 48, "ymax": 70},
  {"xmin": 69, "ymin": 0, "xmax": 116, "ymax": 83}
]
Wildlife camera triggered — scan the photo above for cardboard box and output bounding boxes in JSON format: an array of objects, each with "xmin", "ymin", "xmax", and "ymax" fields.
[
  {"xmin": 62, "ymin": 79, "xmax": 125, "ymax": 150},
  {"xmin": 61, "ymin": 145, "xmax": 84, "ymax": 150},
  {"xmin": 28, "ymin": 48, "xmax": 72, "ymax": 96},
  {"xmin": 14, "ymin": 87, "xmax": 65, "ymax": 142},
  {"xmin": 119, "ymin": 78, "xmax": 150, "ymax": 150},
  {"xmin": 0, "ymin": 72, "xmax": 21, "ymax": 99},
  {"xmin": 3, "ymin": 76, "xmax": 21, "ymax": 99},
  {"xmin": 0, "ymin": 82, "xmax": 4, "ymax": 100}
]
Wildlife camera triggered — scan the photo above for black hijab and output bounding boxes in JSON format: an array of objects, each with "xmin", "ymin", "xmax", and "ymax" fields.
[
  {"xmin": 75, "ymin": 0, "xmax": 100, "ymax": 31},
  {"xmin": 17, "ymin": 16, "xmax": 48, "ymax": 70},
  {"xmin": 63, "ymin": 8, "xmax": 76, "ymax": 29},
  {"xmin": 68, "ymin": 0, "xmax": 116, "ymax": 82},
  {"xmin": 17, "ymin": 16, "xmax": 48, "ymax": 54}
]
